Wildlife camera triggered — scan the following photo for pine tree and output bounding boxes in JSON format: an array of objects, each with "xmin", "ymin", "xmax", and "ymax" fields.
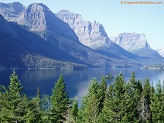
[
  {"xmin": 42, "ymin": 95, "xmax": 50, "ymax": 122},
  {"xmin": 123, "ymin": 72, "xmax": 141, "ymax": 123},
  {"xmin": 27, "ymin": 87, "xmax": 43, "ymax": 123},
  {"xmin": 50, "ymin": 75, "xmax": 70, "ymax": 123},
  {"xmin": 78, "ymin": 78, "xmax": 101, "ymax": 123},
  {"xmin": 99, "ymin": 76, "xmax": 107, "ymax": 112},
  {"xmin": 0, "ymin": 70, "xmax": 25, "ymax": 122},
  {"xmin": 34, "ymin": 87, "xmax": 42, "ymax": 111},
  {"xmin": 100, "ymin": 73, "xmax": 127, "ymax": 123},
  {"xmin": 70, "ymin": 99, "xmax": 78, "ymax": 123},
  {"xmin": 138, "ymin": 78, "xmax": 152, "ymax": 123},
  {"xmin": 150, "ymin": 81, "xmax": 164, "ymax": 123}
]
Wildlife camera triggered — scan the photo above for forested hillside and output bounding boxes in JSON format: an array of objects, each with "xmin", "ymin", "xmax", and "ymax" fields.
[{"xmin": 0, "ymin": 71, "xmax": 163, "ymax": 123}]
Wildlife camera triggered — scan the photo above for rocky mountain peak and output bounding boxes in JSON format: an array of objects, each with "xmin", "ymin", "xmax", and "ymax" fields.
[
  {"xmin": 27, "ymin": 3, "xmax": 50, "ymax": 13},
  {"xmin": 17, "ymin": 3, "xmax": 51, "ymax": 31},
  {"xmin": 56, "ymin": 10, "xmax": 111, "ymax": 49},
  {"xmin": 57, "ymin": 10, "xmax": 82, "ymax": 22},
  {"xmin": 0, "ymin": 2, "xmax": 79, "ymax": 42},
  {"xmin": 0, "ymin": 2, "xmax": 24, "ymax": 21},
  {"xmin": 111, "ymin": 32, "xmax": 151, "ymax": 52}
]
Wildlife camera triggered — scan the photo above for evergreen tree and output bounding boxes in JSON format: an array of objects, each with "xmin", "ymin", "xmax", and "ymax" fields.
[
  {"xmin": 99, "ymin": 76, "xmax": 107, "ymax": 112},
  {"xmin": 32, "ymin": 87, "xmax": 42, "ymax": 110},
  {"xmin": 150, "ymin": 81, "xmax": 164, "ymax": 123},
  {"xmin": 0, "ymin": 70, "xmax": 25, "ymax": 122},
  {"xmin": 28, "ymin": 87, "xmax": 43, "ymax": 123},
  {"xmin": 42, "ymin": 95, "xmax": 50, "ymax": 122},
  {"xmin": 123, "ymin": 72, "xmax": 141, "ymax": 123},
  {"xmin": 137, "ymin": 80, "xmax": 143, "ymax": 94},
  {"xmin": 70, "ymin": 99, "xmax": 79, "ymax": 123},
  {"xmin": 50, "ymin": 75, "xmax": 69, "ymax": 123},
  {"xmin": 78, "ymin": 78, "xmax": 101, "ymax": 123},
  {"xmin": 138, "ymin": 78, "xmax": 152, "ymax": 123},
  {"xmin": 100, "ymin": 73, "xmax": 127, "ymax": 123}
]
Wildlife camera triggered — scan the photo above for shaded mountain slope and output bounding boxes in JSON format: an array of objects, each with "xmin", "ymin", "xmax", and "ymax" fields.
[{"xmin": 0, "ymin": 14, "xmax": 86, "ymax": 68}]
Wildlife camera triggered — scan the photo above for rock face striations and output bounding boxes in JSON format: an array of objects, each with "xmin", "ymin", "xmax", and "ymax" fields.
[
  {"xmin": 111, "ymin": 33, "xmax": 151, "ymax": 52},
  {"xmin": 56, "ymin": 10, "xmax": 111, "ymax": 49},
  {"xmin": 56, "ymin": 10, "xmax": 139, "ymax": 60}
]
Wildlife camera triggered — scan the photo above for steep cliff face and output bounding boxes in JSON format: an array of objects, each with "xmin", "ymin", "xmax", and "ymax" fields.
[
  {"xmin": 56, "ymin": 10, "xmax": 139, "ymax": 61},
  {"xmin": 111, "ymin": 33, "xmax": 164, "ymax": 64},
  {"xmin": 56, "ymin": 10, "xmax": 111, "ymax": 49},
  {"xmin": 111, "ymin": 33, "xmax": 151, "ymax": 52},
  {"xmin": 16, "ymin": 3, "xmax": 79, "ymax": 42}
]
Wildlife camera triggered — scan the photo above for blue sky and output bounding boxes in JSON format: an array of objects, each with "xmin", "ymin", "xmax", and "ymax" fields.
[{"xmin": 1, "ymin": 0, "xmax": 164, "ymax": 49}]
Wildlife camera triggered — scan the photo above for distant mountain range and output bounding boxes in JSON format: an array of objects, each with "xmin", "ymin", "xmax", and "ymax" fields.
[{"xmin": 0, "ymin": 2, "xmax": 163, "ymax": 68}]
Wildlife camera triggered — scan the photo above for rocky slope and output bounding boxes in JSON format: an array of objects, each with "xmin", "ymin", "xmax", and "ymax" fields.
[
  {"xmin": 0, "ymin": 2, "xmax": 140, "ymax": 68},
  {"xmin": 111, "ymin": 33, "xmax": 151, "ymax": 52},
  {"xmin": 0, "ymin": 2, "xmax": 163, "ymax": 68},
  {"xmin": 0, "ymin": 14, "xmax": 86, "ymax": 68},
  {"xmin": 56, "ymin": 10, "xmax": 111, "ymax": 49},
  {"xmin": 56, "ymin": 10, "xmax": 140, "ymax": 60},
  {"xmin": 111, "ymin": 33, "xmax": 164, "ymax": 64}
]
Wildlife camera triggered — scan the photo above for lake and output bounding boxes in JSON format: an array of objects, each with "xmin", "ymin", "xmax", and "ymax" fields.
[{"xmin": 0, "ymin": 68, "xmax": 164, "ymax": 104}]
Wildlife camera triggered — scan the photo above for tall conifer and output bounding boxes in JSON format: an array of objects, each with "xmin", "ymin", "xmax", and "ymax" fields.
[{"xmin": 50, "ymin": 75, "xmax": 69, "ymax": 123}]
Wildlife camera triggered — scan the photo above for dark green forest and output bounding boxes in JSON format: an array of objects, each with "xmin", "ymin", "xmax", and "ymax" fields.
[{"xmin": 0, "ymin": 71, "xmax": 164, "ymax": 123}]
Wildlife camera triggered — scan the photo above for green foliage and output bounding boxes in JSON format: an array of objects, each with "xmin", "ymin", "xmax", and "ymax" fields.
[
  {"xmin": 70, "ymin": 98, "xmax": 79, "ymax": 123},
  {"xmin": 50, "ymin": 75, "xmax": 70, "ymax": 123},
  {"xmin": 100, "ymin": 73, "xmax": 127, "ymax": 123},
  {"xmin": 0, "ymin": 70, "xmax": 25, "ymax": 122},
  {"xmin": 99, "ymin": 76, "xmax": 107, "ymax": 111},
  {"xmin": 150, "ymin": 81, "xmax": 164, "ymax": 123},
  {"xmin": 0, "ymin": 71, "xmax": 164, "ymax": 123},
  {"xmin": 138, "ymin": 78, "xmax": 152, "ymax": 123},
  {"xmin": 124, "ymin": 72, "xmax": 141, "ymax": 123},
  {"xmin": 78, "ymin": 78, "xmax": 101, "ymax": 123}
]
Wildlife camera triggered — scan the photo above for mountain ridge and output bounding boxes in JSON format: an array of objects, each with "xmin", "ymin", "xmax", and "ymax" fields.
[
  {"xmin": 111, "ymin": 32, "xmax": 164, "ymax": 64},
  {"xmin": 0, "ymin": 2, "xmax": 163, "ymax": 68},
  {"xmin": 56, "ymin": 10, "xmax": 141, "ymax": 61}
]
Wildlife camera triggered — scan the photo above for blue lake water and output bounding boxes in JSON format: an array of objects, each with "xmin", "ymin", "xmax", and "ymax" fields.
[{"xmin": 0, "ymin": 68, "xmax": 164, "ymax": 103}]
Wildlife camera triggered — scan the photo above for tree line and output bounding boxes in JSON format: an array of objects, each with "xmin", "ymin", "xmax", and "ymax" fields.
[{"xmin": 0, "ymin": 71, "xmax": 164, "ymax": 123}]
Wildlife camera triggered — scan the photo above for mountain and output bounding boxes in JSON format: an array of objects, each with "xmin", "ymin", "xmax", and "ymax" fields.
[
  {"xmin": 0, "ymin": 2, "xmax": 162, "ymax": 68},
  {"xmin": 0, "ymin": 2, "xmax": 25, "ymax": 21},
  {"xmin": 0, "ymin": 2, "xmax": 140, "ymax": 68},
  {"xmin": 111, "ymin": 33, "xmax": 151, "ymax": 52},
  {"xmin": 56, "ymin": 10, "xmax": 111, "ymax": 49},
  {"xmin": 157, "ymin": 49, "xmax": 164, "ymax": 58},
  {"xmin": 0, "ymin": 14, "xmax": 86, "ymax": 68},
  {"xmin": 111, "ymin": 33, "xmax": 164, "ymax": 64},
  {"xmin": 56, "ymin": 10, "xmax": 140, "ymax": 60}
]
